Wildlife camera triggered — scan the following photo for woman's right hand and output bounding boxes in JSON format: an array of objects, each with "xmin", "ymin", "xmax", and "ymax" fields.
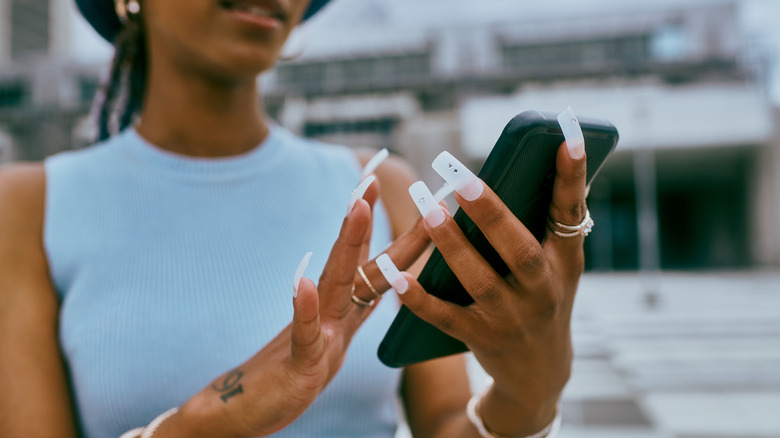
[{"xmin": 157, "ymin": 181, "xmax": 430, "ymax": 438}]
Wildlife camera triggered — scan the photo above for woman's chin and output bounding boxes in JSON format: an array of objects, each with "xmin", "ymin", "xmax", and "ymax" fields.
[{"xmin": 199, "ymin": 49, "xmax": 280, "ymax": 83}]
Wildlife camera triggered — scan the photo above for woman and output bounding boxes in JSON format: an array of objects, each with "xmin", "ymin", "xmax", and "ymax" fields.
[{"xmin": 0, "ymin": 0, "xmax": 590, "ymax": 436}]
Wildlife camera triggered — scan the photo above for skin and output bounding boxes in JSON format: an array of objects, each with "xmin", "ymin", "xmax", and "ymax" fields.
[{"xmin": 0, "ymin": 0, "xmax": 588, "ymax": 436}]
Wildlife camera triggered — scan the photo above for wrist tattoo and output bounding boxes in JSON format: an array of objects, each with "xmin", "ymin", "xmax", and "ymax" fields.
[{"xmin": 212, "ymin": 369, "xmax": 244, "ymax": 403}]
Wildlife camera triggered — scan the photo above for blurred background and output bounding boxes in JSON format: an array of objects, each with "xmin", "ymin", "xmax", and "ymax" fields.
[{"xmin": 1, "ymin": 0, "xmax": 779, "ymax": 436}]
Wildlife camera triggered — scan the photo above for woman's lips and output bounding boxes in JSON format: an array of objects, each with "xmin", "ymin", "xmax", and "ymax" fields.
[{"xmin": 219, "ymin": 0, "xmax": 287, "ymax": 29}]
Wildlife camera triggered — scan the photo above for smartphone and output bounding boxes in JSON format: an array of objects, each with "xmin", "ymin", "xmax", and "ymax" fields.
[{"xmin": 378, "ymin": 110, "xmax": 619, "ymax": 368}]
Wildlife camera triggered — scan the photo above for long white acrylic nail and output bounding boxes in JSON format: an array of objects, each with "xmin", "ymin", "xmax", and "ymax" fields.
[
  {"xmin": 376, "ymin": 253, "xmax": 408, "ymax": 295},
  {"xmin": 347, "ymin": 175, "xmax": 376, "ymax": 215},
  {"xmin": 557, "ymin": 106, "xmax": 585, "ymax": 160},
  {"xmin": 431, "ymin": 152, "xmax": 483, "ymax": 201},
  {"xmin": 292, "ymin": 251, "xmax": 313, "ymax": 298},
  {"xmin": 409, "ymin": 181, "xmax": 446, "ymax": 228},
  {"xmin": 361, "ymin": 148, "xmax": 389, "ymax": 179},
  {"xmin": 433, "ymin": 182, "xmax": 454, "ymax": 202}
]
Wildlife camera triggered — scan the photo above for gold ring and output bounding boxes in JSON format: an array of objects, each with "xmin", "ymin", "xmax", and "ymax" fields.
[
  {"xmin": 350, "ymin": 284, "xmax": 374, "ymax": 308},
  {"xmin": 547, "ymin": 208, "xmax": 594, "ymax": 238},
  {"xmin": 357, "ymin": 265, "xmax": 381, "ymax": 299}
]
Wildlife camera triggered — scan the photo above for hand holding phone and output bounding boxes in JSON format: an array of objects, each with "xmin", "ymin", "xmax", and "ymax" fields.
[{"xmin": 378, "ymin": 110, "xmax": 618, "ymax": 367}]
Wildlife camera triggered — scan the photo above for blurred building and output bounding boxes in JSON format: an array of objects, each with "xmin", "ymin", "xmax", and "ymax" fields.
[
  {"xmin": 0, "ymin": 0, "xmax": 93, "ymax": 160},
  {"xmin": 264, "ymin": 0, "xmax": 780, "ymax": 271},
  {"xmin": 1, "ymin": 0, "xmax": 779, "ymax": 270}
]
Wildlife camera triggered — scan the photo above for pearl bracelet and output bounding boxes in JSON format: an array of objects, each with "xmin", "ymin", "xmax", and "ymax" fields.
[
  {"xmin": 118, "ymin": 407, "xmax": 179, "ymax": 438},
  {"xmin": 466, "ymin": 390, "xmax": 562, "ymax": 438}
]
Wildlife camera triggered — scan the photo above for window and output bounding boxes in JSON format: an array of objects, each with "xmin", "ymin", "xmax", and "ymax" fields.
[
  {"xmin": 79, "ymin": 76, "xmax": 101, "ymax": 104},
  {"xmin": 303, "ymin": 117, "xmax": 397, "ymax": 138},
  {"xmin": 275, "ymin": 52, "xmax": 431, "ymax": 92},
  {"xmin": 0, "ymin": 80, "xmax": 29, "ymax": 108},
  {"xmin": 501, "ymin": 34, "xmax": 652, "ymax": 75},
  {"xmin": 11, "ymin": 0, "xmax": 51, "ymax": 60}
]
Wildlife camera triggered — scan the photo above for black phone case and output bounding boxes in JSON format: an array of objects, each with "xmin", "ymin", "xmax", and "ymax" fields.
[{"xmin": 378, "ymin": 110, "xmax": 619, "ymax": 367}]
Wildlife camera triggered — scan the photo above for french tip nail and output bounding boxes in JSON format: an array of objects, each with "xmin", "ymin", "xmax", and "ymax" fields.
[
  {"xmin": 459, "ymin": 179, "xmax": 484, "ymax": 202},
  {"xmin": 361, "ymin": 148, "xmax": 389, "ymax": 178},
  {"xmin": 431, "ymin": 151, "xmax": 482, "ymax": 201},
  {"xmin": 376, "ymin": 254, "xmax": 408, "ymax": 295},
  {"xmin": 409, "ymin": 181, "xmax": 446, "ymax": 227},
  {"xmin": 428, "ymin": 207, "xmax": 447, "ymax": 228},
  {"xmin": 408, "ymin": 180, "xmax": 430, "ymax": 197},
  {"xmin": 434, "ymin": 150, "xmax": 451, "ymax": 159},
  {"xmin": 568, "ymin": 140, "xmax": 585, "ymax": 160},
  {"xmin": 557, "ymin": 106, "xmax": 586, "ymax": 160},
  {"xmin": 292, "ymin": 251, "xmax": 313, "ymax": 298},
  {"xmin": 432, "ymin": 151, "xmax": 454, "ymax": 168},
  {"xmin": 347, "ymin": 175, "xmax": 376, "ymax": 215}
]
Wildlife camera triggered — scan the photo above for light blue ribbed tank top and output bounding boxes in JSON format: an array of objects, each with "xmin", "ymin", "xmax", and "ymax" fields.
[{"xmin": 44, "ymin": 126, "xmax": 401, "ymax": 438}]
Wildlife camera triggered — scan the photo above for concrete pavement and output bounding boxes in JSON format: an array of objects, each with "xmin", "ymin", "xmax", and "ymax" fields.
[
  {"xmin": 399, "ymin": 271, "xmax": 780, "ymax": 438},
  {"xmin": 561, "ymin": 271, "xmax": 780, "ymax": 438}
]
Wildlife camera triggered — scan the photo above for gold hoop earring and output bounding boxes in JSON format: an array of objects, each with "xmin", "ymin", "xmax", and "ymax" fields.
[{"xmin": 115, "ymin": 0, "xmax": 140, "ymax": 22}]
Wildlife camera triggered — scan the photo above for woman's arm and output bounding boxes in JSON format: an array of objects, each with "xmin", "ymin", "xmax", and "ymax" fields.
[
  {"xmin": 0, "ymin": 164, "xmax": 79, "ymax": 437},
  {"xmin": 401, "ymin": 356, "xmax": 472, "ymax": 438},
  {"xmin": 148, "ymin": 166, "xmax": 432, "ymax": 437}
]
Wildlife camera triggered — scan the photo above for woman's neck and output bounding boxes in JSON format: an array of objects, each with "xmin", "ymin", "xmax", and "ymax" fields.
[{"xmin": 136, "ymin": 67, "xmax": 270, "ymax": 158}]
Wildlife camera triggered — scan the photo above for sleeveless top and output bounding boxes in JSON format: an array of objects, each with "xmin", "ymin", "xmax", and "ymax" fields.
[{"xmin": 44, "ymin": 126, "xmax": 402, "ymax": 438}]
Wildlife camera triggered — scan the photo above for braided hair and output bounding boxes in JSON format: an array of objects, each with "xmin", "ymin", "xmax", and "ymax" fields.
[{"xmin": 94, "ymin": 10, "xmax": 147, "ymax": 142}]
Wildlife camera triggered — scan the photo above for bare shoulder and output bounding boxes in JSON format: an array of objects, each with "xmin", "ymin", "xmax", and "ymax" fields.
[
  {"xmin": 354, "ymin": 148, "xmax": 419, "ymax": 238},
  {"xmin": 0, "ymin": 163, "xmax": 46, "ymax": 243},
  {"xmin": 0, "ymin": 162, "xmax": 46, "ymax": 203},
  {"xmin": 0, "ymin": 162, "xmax": 50, "ymax": 299}
]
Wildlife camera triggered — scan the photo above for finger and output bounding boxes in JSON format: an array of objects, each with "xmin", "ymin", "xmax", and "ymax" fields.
[
  {"xmin": 290, "ymin": 277, "xmax": 323, "ymax": 367},
  {"xmin": 358, "ymin": 175, "xmax": 381, "ymax": 264},
  {"xmin": 318, "ymin": 198, "xmax": 373, "ymax": 318},
  {"xmin": 546, "ymin": 143, "xmax": 587, "ymax": 241},
  {"xmin": 317, "ymin": 174, "xmax": 376, "ymax": 306},
  {"xmin": 546, "ymin": 108, "xmax": 588, "ymax": 277},
  {"xmin": 409, "ymin": 181, "xmax": 512, "ymax": 310},
  {"xmin": 343, "ymin": 175, "xmax": 379, "ymax": 313},
  {"xmin": 351, "ymin": 216, "xmax": 431, "ymax": 304},
  {"xmin": 430, "ymin": 152, "xmax": 551, "ymax": 290},
  {"xmin": 375, "ymin": 254, "xmax": 479, "ymax": 345}
]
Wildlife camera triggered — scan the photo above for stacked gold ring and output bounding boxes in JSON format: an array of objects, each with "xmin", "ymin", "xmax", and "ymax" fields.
[
  {"xmin": 547, "ymin": 209, "xmax": 594, "ymax": 238},
  {"xmin": 351, "ymin": 265, "xmax": 382, "ymax": 307}
]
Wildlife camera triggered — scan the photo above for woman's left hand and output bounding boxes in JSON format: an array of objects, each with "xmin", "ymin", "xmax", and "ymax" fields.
[{"xmin": 387, "ymin": 136, "xmax": 588, "ymax": 435}]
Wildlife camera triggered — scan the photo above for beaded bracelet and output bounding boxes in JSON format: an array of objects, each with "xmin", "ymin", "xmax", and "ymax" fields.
[
  {"xmin": 118, "ymin": 407, "xmax": 179, "ymax": 438},
  {"xmin": 466, "ymin": 390, "xmax": 561, "ymax": 438}
]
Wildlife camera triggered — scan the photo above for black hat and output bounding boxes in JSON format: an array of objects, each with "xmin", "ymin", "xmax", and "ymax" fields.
[{"xmin": 75, "ymin": 0, "xmax": 332, "ymax": 42}]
